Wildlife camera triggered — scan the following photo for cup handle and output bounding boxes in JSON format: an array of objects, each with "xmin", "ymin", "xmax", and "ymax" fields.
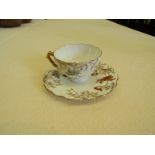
[{"xmin": 46, "ymin": 51, "xmax": 58, "ymax": 68}]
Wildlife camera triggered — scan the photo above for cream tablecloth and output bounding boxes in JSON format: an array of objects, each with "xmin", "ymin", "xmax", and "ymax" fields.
[{"xmin": 0, "ymin": 20, "xmax": 155, "ymax": 134}]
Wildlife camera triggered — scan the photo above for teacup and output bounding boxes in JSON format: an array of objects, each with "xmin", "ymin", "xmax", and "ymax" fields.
[{"xmin": 47, "ymin": 43, "xmax": 102, "ymax": 83}]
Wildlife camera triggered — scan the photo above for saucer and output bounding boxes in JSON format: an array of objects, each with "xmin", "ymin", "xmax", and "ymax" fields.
[{"xmin": 43, "ymin": 63, "xmax": 118, "ymax": 100}]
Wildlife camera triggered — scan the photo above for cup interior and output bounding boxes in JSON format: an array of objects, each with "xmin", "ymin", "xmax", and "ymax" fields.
[{"xmin": 54, "ymin": 44, "xmax": 102, "ymax": 63}]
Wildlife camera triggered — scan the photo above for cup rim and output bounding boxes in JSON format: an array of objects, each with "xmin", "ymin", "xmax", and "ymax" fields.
[{"xmin": 53, "ymin": 43, "xmax": 102, "ymax": 64}]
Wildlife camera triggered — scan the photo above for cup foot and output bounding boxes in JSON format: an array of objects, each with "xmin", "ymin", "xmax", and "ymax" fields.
[{"xmin": 71, "ymin": 76, "xmax": 88, "ymax": 83}]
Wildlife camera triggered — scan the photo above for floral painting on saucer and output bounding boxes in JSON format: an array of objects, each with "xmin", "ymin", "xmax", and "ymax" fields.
[{"xmin": 43, "ymin": 63, "xmax": 118, "ymax": 100}]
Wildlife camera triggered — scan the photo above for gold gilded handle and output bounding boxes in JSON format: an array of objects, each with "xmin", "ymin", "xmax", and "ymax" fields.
[{"xmin": 46, "ymin": 51, "xmax": 57, "ymax": 67}]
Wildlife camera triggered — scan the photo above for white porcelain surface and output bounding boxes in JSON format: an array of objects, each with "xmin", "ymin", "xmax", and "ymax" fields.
[{"xmin": 54, "ymin": 44, "xmax": 102, "ymax": 62}]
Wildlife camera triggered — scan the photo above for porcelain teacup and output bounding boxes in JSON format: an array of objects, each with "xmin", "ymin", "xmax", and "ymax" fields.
[{"xmin": 47, "ymin": 43, "xmax": 102, "ymax": 83}]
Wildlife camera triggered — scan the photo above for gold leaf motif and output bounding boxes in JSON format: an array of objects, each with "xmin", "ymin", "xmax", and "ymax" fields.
[
  {"xmin": 92, "ymin": 63, "xmax": 114, "ymax": 76},
  {"xmin": 66, "ymin": 88, "xmax": 99, "ymax": 99},
  {"xmin": 44, "ymin": 70, "xmax": 61, "ymax": 88}
]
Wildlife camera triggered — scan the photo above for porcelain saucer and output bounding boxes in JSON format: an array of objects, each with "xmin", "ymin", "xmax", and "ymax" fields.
[{"xmin": 43, "ymin": 63, "xmax": 118, "ymax": 100}]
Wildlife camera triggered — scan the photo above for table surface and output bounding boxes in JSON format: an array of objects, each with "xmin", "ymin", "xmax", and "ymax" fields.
[{"xmin": 0, "ymin": 20, "xmax": 155, "ymax": 134}]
